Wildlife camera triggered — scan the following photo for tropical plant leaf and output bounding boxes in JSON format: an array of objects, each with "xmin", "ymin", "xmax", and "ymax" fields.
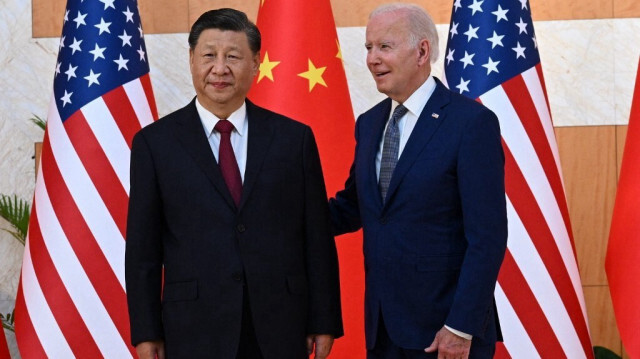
[
  {"xmin": 30, "ymin": 114, "xmax": 46, "ymax": 131},
  {"xmin": 0, "ymin": 309, "xmax": 15, "ymax": 332},
  {"xmin": 0, "ymin": 194, "xmax": 29, "ymax": 245}
]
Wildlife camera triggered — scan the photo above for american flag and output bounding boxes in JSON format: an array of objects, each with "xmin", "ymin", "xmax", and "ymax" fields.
[
  {"xmin": 444, "ymin": 0, "xmax": 593, "ymax": 357},
  {"xmin": 15, "ymin": 0, "xmax": 157, "ymax": 357}
]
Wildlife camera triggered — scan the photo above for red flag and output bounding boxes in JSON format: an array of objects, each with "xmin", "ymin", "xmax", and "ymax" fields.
[
  {"xmin": 248, "ymin": 1, "xmax": 364, "ymax": 357},
  {"xmin": 445, "ymin": 0, "xmax": 593, "ymax": 357},
  {"xmin": 15, "ymin": 0, "xmax": 157, "ymax": 357},
  {"xmin": 606, "ymin": 58, "xmax": 640, "ymax": 358},
  {"xmin": 0, "ymin": 329, "xmax": 9, "ymax": 359}
]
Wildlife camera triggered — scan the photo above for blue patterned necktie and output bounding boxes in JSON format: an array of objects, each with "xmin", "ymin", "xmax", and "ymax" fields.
[{"xmin": 379, "ymin": 104, "xmax": 408, "ymax": 203}]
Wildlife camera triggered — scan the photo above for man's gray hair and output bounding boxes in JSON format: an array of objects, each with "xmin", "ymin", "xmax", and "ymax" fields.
[{"xmin": 370, "ymin": 3, "xmax": 439, "ymax": 63}]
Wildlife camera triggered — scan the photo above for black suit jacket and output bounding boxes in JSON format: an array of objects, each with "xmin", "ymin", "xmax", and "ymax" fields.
[{"xmin": 125, "ymin": 99, "xmax": 343, "ymax": 359}]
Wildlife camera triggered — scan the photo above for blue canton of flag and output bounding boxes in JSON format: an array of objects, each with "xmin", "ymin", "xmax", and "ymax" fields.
[
  {"xmin": 54, "ymin": 0, "xmax": 150, "ymax": 121},
  {"xmin": 444, "ymin": 0, "xmax": 539, "ymax": 98}
]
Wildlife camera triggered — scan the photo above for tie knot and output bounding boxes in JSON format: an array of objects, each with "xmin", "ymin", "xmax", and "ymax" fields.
[
  {"xmin": 214, "ymin": 119, "xmax": 235, "ymax": 134},
  {"xmin": 391, "ymin": 104, "xmax": 408, "ymax": 124}
]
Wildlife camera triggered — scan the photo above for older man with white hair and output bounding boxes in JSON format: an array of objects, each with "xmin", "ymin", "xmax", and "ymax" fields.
[{"xmin": 330, "ymin": 3, "xmax": 508, "ymax": 358}]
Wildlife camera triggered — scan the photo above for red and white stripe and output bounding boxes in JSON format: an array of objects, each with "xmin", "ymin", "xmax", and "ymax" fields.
[
  {"xmin": 15, "ymin": 75, "xmax": 156, "ymax": 358},
  {"xmin": 479, "ymin": 65, "xmax": 593, "ymax": 358}
]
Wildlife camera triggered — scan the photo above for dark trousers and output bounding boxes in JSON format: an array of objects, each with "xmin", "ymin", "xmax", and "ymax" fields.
[
  {"xmin": 367, "ymin": 313, "xmax": 433, "ymax": 359},
  {"xmin": 236, "ymin": 285, "xmax": 264, "ymax": 359},
  {"xmin": 367, "ymin": 312, "xmax": 495, "ymax": 359}
]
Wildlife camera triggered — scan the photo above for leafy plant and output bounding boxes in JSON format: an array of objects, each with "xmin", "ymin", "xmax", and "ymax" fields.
[
  {"xmin": 0, "ymin": 309, "xmax": 14, "ymax": 332},
  {"xmin": 29, "ymin": 115, "xmax": 46, "ymax": 131},
  {"xmin": 0, "ymin": 194, "xmax": 30, "ymax": 246},
  {"xmin": 0, "ymin": 116, "xmax": 43, "ymax": 334},
  {"xmin": 0, "ymin": 195, "xmax": 28, "ymax": 331}
]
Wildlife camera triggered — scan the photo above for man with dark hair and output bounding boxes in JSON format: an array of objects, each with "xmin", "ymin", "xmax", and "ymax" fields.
[{"xmin": 125, "ymin": 8, "xmax": 343, "ymax": 359}]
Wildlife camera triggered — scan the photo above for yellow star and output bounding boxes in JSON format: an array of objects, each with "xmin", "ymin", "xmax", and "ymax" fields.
[
  {"xmin": 258, "ymin": 52, "xmax": 280, "ymax": 83},
  {"xmin": 261, "ymin": 0, "xmax": 265, "ymax": 6},
  {"xmin": 298, "ymin": 59, "xmax": 327, "ymax": 92},
  {"xmin": 336, "ymin": 39, "xmax": 343, "ymax": 60}
]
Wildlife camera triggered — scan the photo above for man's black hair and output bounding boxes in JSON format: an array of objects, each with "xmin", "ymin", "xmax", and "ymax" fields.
[{"xmin": 188, "ymin": 8, "xmax": 261, "ymax": 54}]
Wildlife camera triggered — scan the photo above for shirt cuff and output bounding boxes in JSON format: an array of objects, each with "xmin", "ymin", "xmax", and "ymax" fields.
[{"xmin": 444, "ymin": 325, "xmax": 473, "ymax": 340}]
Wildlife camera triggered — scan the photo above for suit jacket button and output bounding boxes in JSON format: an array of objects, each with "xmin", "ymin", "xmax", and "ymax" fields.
[
  {"xmin": 232, "ymin": 272, "xmax": 243, "ymax": 282},
  {"xmin": 380, "ymin": 218, "xmax": 388, "ymax": 224},
  {"xmin": 236, "ymin": 224, "xmax": 246, "ymax": 232}
]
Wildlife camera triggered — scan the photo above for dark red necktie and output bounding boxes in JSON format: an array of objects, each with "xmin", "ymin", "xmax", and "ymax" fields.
[{"xmin": 214, "ymin": 119, "xmax": 242, "ymax": 206}]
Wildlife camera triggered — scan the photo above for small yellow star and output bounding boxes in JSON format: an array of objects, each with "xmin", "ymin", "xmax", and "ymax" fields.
[
  {"xmin": 261, "ymin": 0, "xmax": 266, "ymax": 6},
  {"xmin": 258, "ymin": 52, "xmax": 280, "ymax": 83},
  {"xmin": 336, "ymin": 39, "xmax": 343, "ymax": 60},
  {"xmin": 298, "ymin": 59, "xmax": 327, "ymax": 92}
]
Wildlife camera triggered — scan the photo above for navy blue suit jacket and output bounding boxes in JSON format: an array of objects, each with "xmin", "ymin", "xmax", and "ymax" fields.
[{"xmin": 330, "ymin": 78, "xmax": 507, "ymax": 351}]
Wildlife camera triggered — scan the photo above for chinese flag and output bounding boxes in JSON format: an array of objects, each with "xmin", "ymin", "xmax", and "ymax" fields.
[
  {"xmin": 0, "ymin": 329, "xmax": 9, "ymax": 359},
  {"xmin": 248, "ymin": 1, "xmax": 365, "ymax": 357},
  {"xmin": 606, "ymin": 58, "xmax": 640, "ymax": 358}
]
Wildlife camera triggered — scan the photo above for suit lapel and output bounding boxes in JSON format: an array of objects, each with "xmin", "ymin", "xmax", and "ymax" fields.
[
  {"xmin": 239, "ymin": 100, "xmax": 274, "ymax": 210},
  {"xmin": 173, "ymin": 99, "xmax": 237, "ymax": 210},
  {"xmin": 364, "ymin": 99, "xmax": 393, "ymax": 210},
  {"xmin": 384, "ymin": 81, "xmax": 450, "ymax": 207}
]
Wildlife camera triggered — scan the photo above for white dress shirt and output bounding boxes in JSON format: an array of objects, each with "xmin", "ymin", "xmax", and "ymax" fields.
[
  {"xmin": 374, "ymin": 76, "xmax": 473, "ymax": 341},
  {"xmin": 195, "ymin": 98, "xmax": 249, "ymax": 182},
  {"xmin": 375, "ymin": 76, "xmax": 437, "ymax": 180}
]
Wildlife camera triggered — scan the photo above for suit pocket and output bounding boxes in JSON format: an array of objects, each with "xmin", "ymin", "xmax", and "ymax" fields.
[
  {"xmin": 286, "ymin": 275, "xmax": 308, "ymax": 296},
  {"xmin": 163, "ymin": 280, "xmax": 198, "ymax": 302},
  {"xmin": 416, "ymin": 254, "xmax": 464, "ymax": 272}
]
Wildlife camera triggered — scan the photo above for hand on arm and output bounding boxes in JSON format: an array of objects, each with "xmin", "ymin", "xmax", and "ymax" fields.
[
  {"xmin": 135, "ymin": 340, "xmax": 165, "ymax": 359},
  {"xmin": 424, "ymin": 326, "xmax": 471, "ymax": 359},
  {"xmin": 306, "ymin": 334, "xmax": 334, "ymax": 359}
]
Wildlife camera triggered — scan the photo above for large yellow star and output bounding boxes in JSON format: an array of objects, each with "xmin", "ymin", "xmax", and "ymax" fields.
[
  {"xmin": 297, "ymin": 59, "xmax": 327, "ymax": 92},
  {"xmin": 258, "ymin": 52, "xmax": 280, "ymax": 83},
  {"xmin": 336, "ymin": 39, "xmax": 343, "ymax": 60}
]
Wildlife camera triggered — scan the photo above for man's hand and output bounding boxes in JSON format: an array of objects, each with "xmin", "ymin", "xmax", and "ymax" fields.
[
  {"xmin": 424, "ymin": 327, "xmax": 471, "ymax": 359},
  {"xmin": 306, "ymin": 334, "xmax": 334, "ymax": 359},
  {"xmin": 135, "ymin": 340, "xmax": 165, "ymax": 359}
]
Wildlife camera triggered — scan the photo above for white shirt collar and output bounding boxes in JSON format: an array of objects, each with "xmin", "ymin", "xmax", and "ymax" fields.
[
  {"xmin": 195, "ymin": 98, "xmax": 248, "ymax": 137},
  {"xmin": 391, "ymin": 75, "xmax": 437, "ymax": 117}
]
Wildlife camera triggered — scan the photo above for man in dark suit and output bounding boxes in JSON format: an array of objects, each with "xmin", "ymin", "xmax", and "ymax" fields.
[
  {"xmin": 125, "ymin": 8, "xmax": 342, "ymax": 359},
  {"xmin": 329, "ymin": 3, "xmax": 507, "ymax": 359}
]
